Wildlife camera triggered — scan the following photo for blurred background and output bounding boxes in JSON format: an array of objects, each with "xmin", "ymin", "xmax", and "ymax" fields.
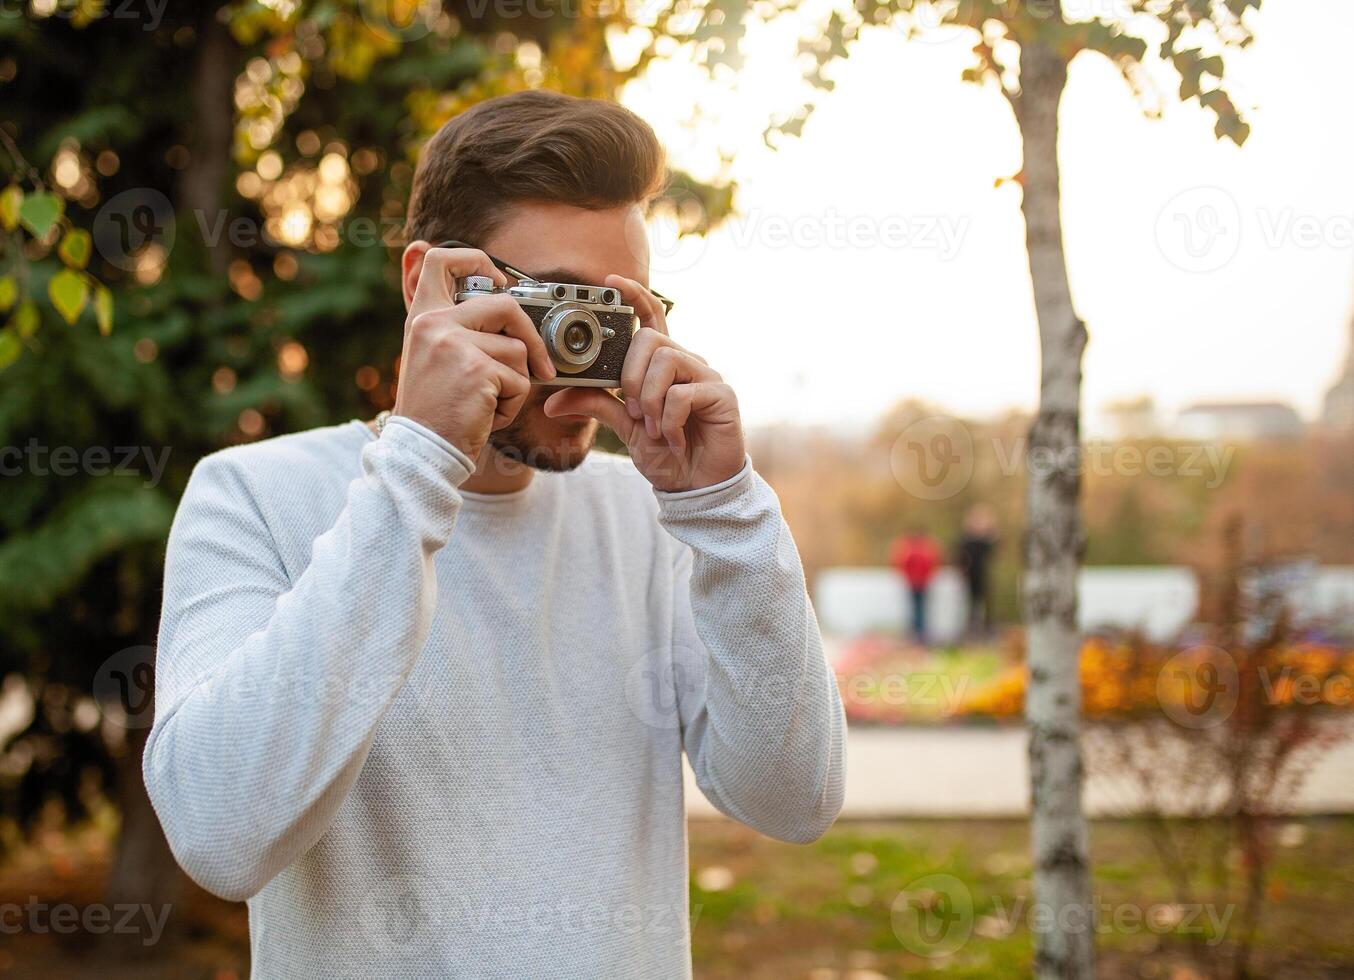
[{"xmin": 1, "ymin": 0, "xmax": 1351, "ymax": 978}]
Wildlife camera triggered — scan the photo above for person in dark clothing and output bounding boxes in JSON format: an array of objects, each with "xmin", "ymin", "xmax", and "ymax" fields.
[
  {"xmin": 956, "ymin": 504, "xmax": 999, "ymax": 639},
  {"xmin": 890, "ymin": 529, "xmax": 940, "ymax": 644}
]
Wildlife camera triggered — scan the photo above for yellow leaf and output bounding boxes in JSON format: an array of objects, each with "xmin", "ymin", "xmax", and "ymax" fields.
[
  {"xmin": 0, "ymin": 276, "xmax": 15, "ymax": 312},
  {"xmin": 0, "ymin": 185, "xmax": 21, "ymax": 232},
  {"xmin": 94, "ymin": 285, "xmax": 113, "ymax": 336},
  {"xmin": 58, "ymin": 228, "xmax": 93, "ymax": 270},
  {"xmin": 12, "ymin": 301, "xmax": 38, "ymax": 338},
  {"xmin": 0, "ymin": 330, "xmax": 20, "ymax": 370},
  {"xmin": 49, "ymin": 268, "xmax": 89, "ymax": 325}
]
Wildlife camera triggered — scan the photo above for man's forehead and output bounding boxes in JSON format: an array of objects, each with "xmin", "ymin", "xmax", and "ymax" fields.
[{"xmin": 485, "ymin": 202, "xmax": 649, "ymax": 286}]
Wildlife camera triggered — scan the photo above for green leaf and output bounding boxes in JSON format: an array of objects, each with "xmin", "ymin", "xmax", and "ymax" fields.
[
  {"xmin": 11, "ymin": 300, "xmax": 38, "ymax": 338},
  {"xmin": 18, "ymin": 191, "xmax": 64, "ymax": 238},
  {"xmin": 58, "ymin": 228, "xmax": 93, "ymax": 270},
  {"xmin": 49, "ymin": 267, "xmax": 89, "ymax": 325},
  {"xmin": 0, "ymin": 483, "xmax": 175, "ymax": 612},
  {"xmin": 0, "ymin": 329, "xmax": 19, "ymax": 370},
  {"xmin": 0, "ymin": 185, "xmax": 20, "ymax": 231},
  {"xmin": 94, "ymin": 285, "xmax": 113, "ymax": 336},
  {"xmin": 0, "ymin": 276, "xmax": 15, "ymax": 312}
]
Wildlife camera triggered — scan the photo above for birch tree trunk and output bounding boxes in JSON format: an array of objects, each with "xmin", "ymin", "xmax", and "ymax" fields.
[{"xmin": 1012, "ymin": 37, "xmax": 1097, "ymax": 980}]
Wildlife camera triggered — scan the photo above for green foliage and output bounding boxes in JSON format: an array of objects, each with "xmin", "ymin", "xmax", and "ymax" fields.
[
  {"xmin": 0, "ymin": 481, "xmax": 175, "ymax": 614},
  {"xmin": 0, "ymin": 178, "xmax": 113, "ymax": 353},
  {"xmin": 0, "ymin": 0, "xmax": 734, "ymax": 844},
  {"xmin": 18, "ymin": 190, "xmax": 62, "ymax": 237}
]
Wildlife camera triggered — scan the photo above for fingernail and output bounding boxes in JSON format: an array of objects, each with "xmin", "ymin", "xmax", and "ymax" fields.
[
  {"xmin": 645, "ymin": 416, "xmax": 657, "ymax": 439},
  {"xmin": 626, "ymin": 398, "xmax": 641, "ymax": 419}
]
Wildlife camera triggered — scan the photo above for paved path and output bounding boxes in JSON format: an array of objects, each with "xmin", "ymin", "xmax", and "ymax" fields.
[{"xmin": 684, "ymin": 718, "xmax": 1354, "ymax": 818}]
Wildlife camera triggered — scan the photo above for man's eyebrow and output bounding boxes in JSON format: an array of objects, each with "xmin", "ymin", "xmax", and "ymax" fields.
[{"xmin": 524, "ymin": 267, "xmax": 598, "ymax": 285}]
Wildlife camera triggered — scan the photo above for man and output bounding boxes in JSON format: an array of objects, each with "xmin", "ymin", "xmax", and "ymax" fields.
[
  {"xmin": 143, "ymin": 90, "xmax": 845, "ymax": 978},
  {"xmin": 957, "ymin": 503, "xmax": 999, "ymax": 639},
  {"xmin": 890, "ymin": 527, "xmax": 940, "ymax": 644}
]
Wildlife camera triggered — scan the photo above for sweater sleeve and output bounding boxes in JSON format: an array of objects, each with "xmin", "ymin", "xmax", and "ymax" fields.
[
  {"xmin": 656, "ymin": 459, "xmax": 846, "ymax": 844},
  {"xmin": 143, "ymin": 418, "xmax": 472, "ymax": 901}
]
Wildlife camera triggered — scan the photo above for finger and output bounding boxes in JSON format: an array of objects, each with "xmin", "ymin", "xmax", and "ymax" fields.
[
  {"xmin": 409, "ymin": 246, "xmax": 506, "ymax": 319},
  {"xmin": 620, "ymin": 328, "xmax": 676, "ymax": 418},
  {"xmin": 542, "ymin": 387, "xmax": 633, "ymax": 437},
  {"xmin": 658, "ymin": 385, "xmax": 690, "ymax": 456},
  {"xmin": 487, "ymin": 357, "xmax": 532, "ymax": 430},
  {"xmin": 451, "ymin": 294, "xmax": 556, "ymax": 380},
  {"xmin": 662, "ymin": 381, "xmax": 738, "ymax": 451},
  {"xmin": 639, "ymin": 347, "xmax": 709, "ymax": 440},
  {"xmin": 464, "ymin": 330, "xmax": 529, "ymax": 379},
  {"xmin": 605, "ymin": 274, "xmax": 667, "ymax": 336}
]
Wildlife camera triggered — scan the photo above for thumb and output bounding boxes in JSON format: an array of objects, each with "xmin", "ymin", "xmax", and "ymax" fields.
[{"xmin": 543, "ymin": 387, "xmax": 633, "ymax": 436}]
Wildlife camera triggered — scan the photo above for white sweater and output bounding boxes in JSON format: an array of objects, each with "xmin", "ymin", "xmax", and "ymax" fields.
[{"xmin": 143, "ymin": 416, "xmax": 845, "ymax": 979}]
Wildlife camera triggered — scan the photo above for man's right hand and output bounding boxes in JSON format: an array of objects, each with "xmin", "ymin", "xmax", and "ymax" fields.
[{"xmin": 393, "ymin": 245, "xmax": 556, "ymax": 459}]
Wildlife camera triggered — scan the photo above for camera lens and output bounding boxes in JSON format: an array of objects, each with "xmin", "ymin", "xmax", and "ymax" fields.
[
  {"xmin": 541, "ymin": 307, "xmax": 603, "ymax": 373},
  {"xmin": 563, "ymin": 322, "xmax": 591, "ymax": 354}
]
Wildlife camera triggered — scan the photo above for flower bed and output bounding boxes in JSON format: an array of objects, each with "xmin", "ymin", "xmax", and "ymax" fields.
[{"xmin": 834, "ymin": 633, "xmax": 1354, "ymax": 726}]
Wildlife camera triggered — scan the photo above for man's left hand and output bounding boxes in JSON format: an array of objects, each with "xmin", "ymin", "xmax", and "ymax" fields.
[{"xmin": 543, "ymin": 275, "xmax": 745, "ymax": 493}]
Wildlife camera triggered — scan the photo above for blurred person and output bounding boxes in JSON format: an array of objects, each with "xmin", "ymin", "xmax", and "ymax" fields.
[
  {"xmin": 143, "ymin": 91, "xmax": 844, "ymax": 978},
  {"xmin": 957, "ymin": 503, "xmax": 1000, "ymax": 639},
  {"xmin": 890, "ymin": 527, "xmax": 941, "ymax": 644}
]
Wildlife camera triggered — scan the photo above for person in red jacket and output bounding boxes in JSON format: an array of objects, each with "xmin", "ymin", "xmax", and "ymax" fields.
[{"xmin": 890, "ymin": 528, "xmax": 941, "ymax": 644}]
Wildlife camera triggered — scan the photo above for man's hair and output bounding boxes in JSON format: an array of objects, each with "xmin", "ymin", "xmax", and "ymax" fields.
[{"xmin": 406, "ymin": 90, "xmax": 666, "ymax": 246}]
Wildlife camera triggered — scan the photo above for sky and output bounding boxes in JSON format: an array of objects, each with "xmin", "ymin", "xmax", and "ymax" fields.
[{"xmin": 619, "ymin": 0, "xmax": 1354, "ymax": 434}]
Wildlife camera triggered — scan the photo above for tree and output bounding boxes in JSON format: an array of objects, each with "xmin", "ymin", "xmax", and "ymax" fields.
[
  {"xmin": 638, "ymin": 0, "xmax": 1257, "ymax": 974},
  {"xmin": 0, "ymin": 0, "xmax": 729, "ymax": 931}
]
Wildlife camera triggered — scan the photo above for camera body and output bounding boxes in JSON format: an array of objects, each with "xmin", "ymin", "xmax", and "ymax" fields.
[{"xmin": 454, "ymin": 275, "xmax": 637, "ymax": 387}]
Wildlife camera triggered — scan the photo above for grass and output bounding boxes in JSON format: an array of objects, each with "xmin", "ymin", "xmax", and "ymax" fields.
[
  {"xmin": 687, "ymin": 817, "xmax": 1354, "ymax": 979},
  {"xmin": 1, "ymin": 817, "xmax": 1351, "ymax": 978}
]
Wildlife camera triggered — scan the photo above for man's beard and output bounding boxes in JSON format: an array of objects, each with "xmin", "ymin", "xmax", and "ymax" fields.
[{"xmin": 487, "ymin": 389, "xmax": 599, "ymax": 473}]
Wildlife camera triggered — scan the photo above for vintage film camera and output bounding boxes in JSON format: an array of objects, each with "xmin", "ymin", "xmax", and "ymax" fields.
[{"xmin": 454, "ymin": 275, "xmax": 638, "ymax": 386}]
